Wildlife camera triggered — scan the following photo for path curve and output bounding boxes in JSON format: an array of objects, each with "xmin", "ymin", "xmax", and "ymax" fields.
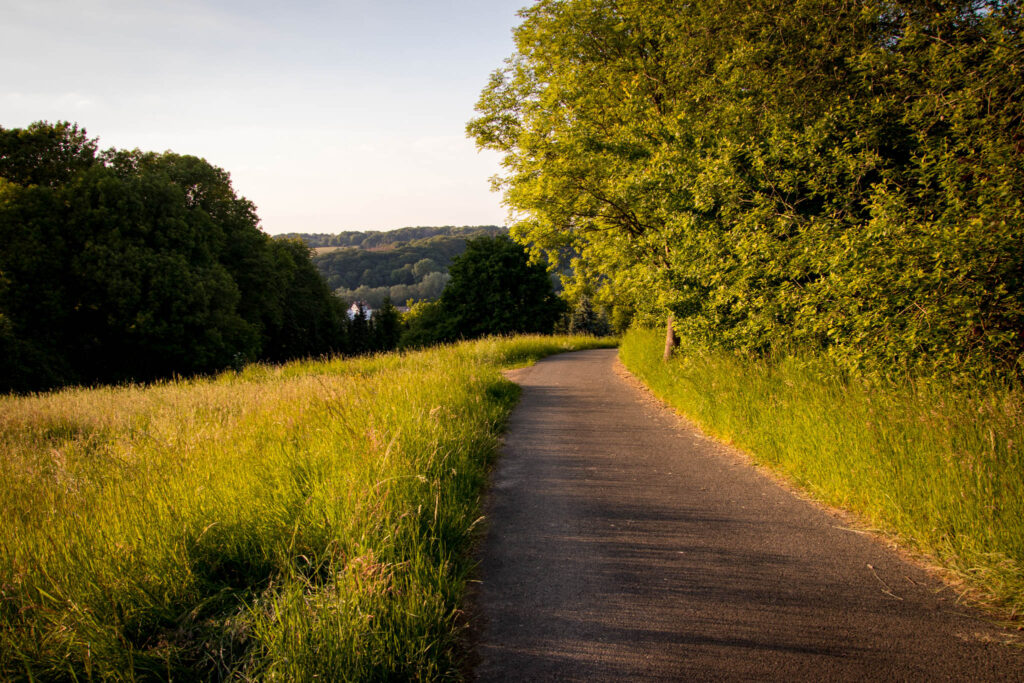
[{"xmin": 473, "ymin": 348, "xmax": 1022, "ymax": 681}]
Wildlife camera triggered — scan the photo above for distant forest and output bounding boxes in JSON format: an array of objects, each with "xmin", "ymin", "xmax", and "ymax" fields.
[
  {"xmin": 283, "ymin": 225, "xmax": 505, "ymax": 250},
  {"xmin": 285, "ymin": 226, "xmax": 509, "ymax": 308}
]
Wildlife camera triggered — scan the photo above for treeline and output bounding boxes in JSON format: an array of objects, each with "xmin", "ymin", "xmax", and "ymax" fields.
[
  {"xmin": 0, "ymin": 122, "xmax": 380, "ymax": 393},
  {"xmin": 304, "ymin": 228, "xmax": 507, "ymax": 300},
  {"xmin": 284, "ymin": 225, "xmax": 505, "ymax": 249},
  {"xmin": 0, "ymin": 123, "xmax": 559, "ymax": 393},
  {"xmin": 470, "ymin": 0, "xmax": 1024, "ymax": 379},
  {"xmin": 335, "ymin": 272, "xmax": 450, "ymax": 311},
  {"xmin": 290, "ymin": 226, "xmax": 512, "ymax": 310},
  {"xmin": 313, "ymin": 236, "xmax": 463, "ymax": 290}
]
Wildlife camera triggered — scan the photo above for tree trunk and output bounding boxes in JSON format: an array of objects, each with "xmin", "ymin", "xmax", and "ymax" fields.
[{"xmin": 663, "ymin": 314, "xmax": 678, "ymax": 361}]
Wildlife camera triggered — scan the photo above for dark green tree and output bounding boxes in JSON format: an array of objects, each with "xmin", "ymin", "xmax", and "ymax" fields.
[
  {"xmin": 371, "ymin": 297, "xmax": 402, "ymax": 352},
  {"xmin": 1, "ymin": 122, "xmax": 348, "ymax": 392},
  {"xmin": 0, "ymin": 121, "xmax": 97, "ymax": 187},
  {"xmin": 0, "ymin": 178, "xmax": 77, "ymax": 389},
  {"xmin": 262, "ymin": 238, "xmax": 346, "ymax": 361},
  {"xmin": 32, "ymin": 154, "xmax": 255, "ymax": 383},
  {"xmin": 435, "ymin": 235, "xmax": 563, "ymax": 341},
  {"xmin": 469, "ymin": 0, "xmax": 1024, "ymax": 378},
  {"xmin": 346, "ymin": 301, "xmax": 371, "ymax": 355}
]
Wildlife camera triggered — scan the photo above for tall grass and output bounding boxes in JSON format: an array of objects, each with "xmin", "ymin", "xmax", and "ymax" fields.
[
  {"xmin": 620, "ymin": 328, "xmax": 1024, "ymax": 619},
  {"xmin": 0, "ymin": 335, "xmax": 614, "ymax": 681}
]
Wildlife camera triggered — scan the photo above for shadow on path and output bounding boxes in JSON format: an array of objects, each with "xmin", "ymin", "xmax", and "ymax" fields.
[{"xmin": 474, "ymin": 349, "xmax": 1022, "ymax": 681}]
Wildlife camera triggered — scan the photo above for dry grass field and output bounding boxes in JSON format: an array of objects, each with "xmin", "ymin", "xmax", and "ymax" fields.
[{"xmin": 0, "ymin": 335, "xmax": 614, "ymax": 680}]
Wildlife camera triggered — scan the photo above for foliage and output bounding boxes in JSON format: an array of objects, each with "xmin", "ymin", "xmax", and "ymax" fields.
[
  {"xmin": 335, "ymin": 270, "xmax": 451, "ymax": 310},
  {"xmin": 620, "ymin": 327, "xmax": 1024, "ymax": 618},
  {"xmin": 0, "ymin": 121, "xmax": 97, "ymax": 187},
  {"xmin": 306, "ymin": 228, "xmax": 505, "ymax": 298},
  {"xmin": 399, "ymin": 299, "xmax": 448, "ymax": 350},
  {"xmin": 469, "ymin": 0, "xmax": 1024, "ymax": 379},
  {"xmin": 0, "ymin": 335, "xmax": 614, "ymax": 680},
  {"xmin": 260, "ymin": 238, "xmax": 347, "ymax": 363},
  {"xmin": 372, "ymin": 297, "xmax": 402, "ymax": 351},
  {"xmin": 401, "ymin": 235, "xmax": 565, "ymax": 346},
  {"xmin": 285, "ymin": 225, "xmax": 506, "ymax": 250},
  {"xmin": 565, "ymin": 293, "xmax": 612, "ymax": 336},
  {"xmin": 0, "ymin": 122, "xmax": 355, "ymax": 392},
  {"xmin": 346, "ymin": 300, "xmax": 372, "ymax": 355}
]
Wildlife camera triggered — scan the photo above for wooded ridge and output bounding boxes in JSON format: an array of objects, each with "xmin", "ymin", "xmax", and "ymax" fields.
[{"xmin": 292, "ymin": 226, "xmax": 509, "ymax": 308}]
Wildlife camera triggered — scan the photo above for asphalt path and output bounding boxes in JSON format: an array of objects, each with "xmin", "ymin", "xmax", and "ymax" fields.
[{"xmin": 472, "ymin": 348, "xmax": 1022, "ymax": 681}]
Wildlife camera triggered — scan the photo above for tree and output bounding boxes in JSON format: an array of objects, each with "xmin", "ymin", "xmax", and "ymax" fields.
[
  {"xmin": 1, "ymin": 122, "xmax": 348, "ymax": 391},
  {"xmin": 371, "ymin": 297, "xmax": 402, "ymax": 351},
  {"xmin": 467, "ymin": 0, "xmax": 703, "ymax": 352},
  {"xmin": 399, "ymin": 299, "xmax": 447, "ymax": 349},
  {"xmin": 346, "ymin": 301, "xmax": 370, "ymax": 354},
  {"xmin": 436, "ymin": 235, "xmax": 564, "ymax": 341},
  {"xmin": 0, "ymin": 121, "xmax": 97, "ymax": 187},
  {"xmin": 418, "ymin": 271, "xmax": 450, "ymax": 300},
  {"xmin": 412, "ymin": 258, "xmax": 441, "ymax": 279},
  {"xmin": 469, "ymin": 0, "xmax": 1024, "ymax": 378},
  {"xmin": 567, "ymin": 293, "xmax": 610, "ymax": 337},
  {"xmin": 261, "ymin": 238, "xmax": 345, "ymax": 361}
]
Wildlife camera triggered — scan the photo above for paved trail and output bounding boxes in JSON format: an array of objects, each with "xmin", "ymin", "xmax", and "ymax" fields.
[{"xmin": 472, "ymin": 349, "xmax": 1022, "ymax": 681}]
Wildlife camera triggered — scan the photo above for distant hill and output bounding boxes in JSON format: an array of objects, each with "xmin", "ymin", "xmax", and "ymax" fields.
[
  {"xmin": 281, "ymin": 226, "xmax": 509, "ymax": 308},
  {"xmin": 281, "ymin": 225, "xmax": 506, "ymax": 250}
]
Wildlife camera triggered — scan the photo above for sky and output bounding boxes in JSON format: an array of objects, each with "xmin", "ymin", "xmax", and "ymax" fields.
[{"xmin": 2, "ymin": 0, "xmax": 529, "ymax": 234}]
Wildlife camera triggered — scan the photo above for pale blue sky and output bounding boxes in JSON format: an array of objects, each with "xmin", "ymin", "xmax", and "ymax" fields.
[{"xmin": 2, "ymin": 0, "xmax": 528, "ymax": 233}]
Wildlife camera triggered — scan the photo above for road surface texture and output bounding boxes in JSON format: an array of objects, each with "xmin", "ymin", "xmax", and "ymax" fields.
[{"xmin": 472, "ymin": 348, "xmax": 1022, "ymax": 681}]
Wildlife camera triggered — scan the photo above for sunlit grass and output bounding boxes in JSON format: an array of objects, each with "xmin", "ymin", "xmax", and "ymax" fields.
[
  {"xmin": 620, "ymin": 328, "xmax": 1024, "ymax": 620},
  {"xmin": 0, "ymin": 335, "xmax": 614, "ymax": 680}
]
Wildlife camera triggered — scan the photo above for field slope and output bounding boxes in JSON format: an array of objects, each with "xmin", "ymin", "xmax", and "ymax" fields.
[{"xmin": 0, "ymin": 335, "xmax": 612, "ymax": 680}]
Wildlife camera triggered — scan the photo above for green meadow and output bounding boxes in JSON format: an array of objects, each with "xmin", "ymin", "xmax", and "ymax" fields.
[
  {"xmin": 620, "ymin": 328, "xmax": 1024, "ymax": 621},
  {"xmin": 0, "ymin": 335, "xmax": 612, "ymax": 681}
]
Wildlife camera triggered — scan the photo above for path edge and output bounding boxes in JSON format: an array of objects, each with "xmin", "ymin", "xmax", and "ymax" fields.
[{"xmin": 612, "ymin": 352, "xmax": 1024, "ymax": 642}]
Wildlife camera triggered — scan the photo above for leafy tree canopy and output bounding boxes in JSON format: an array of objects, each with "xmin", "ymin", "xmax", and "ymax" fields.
[
  {"xmin": 0, "ymin": 120, "xmax": 98, "ymax": 187},
  {"xmin": 0, "ymin": 122, "xmax": 352, "ymax": 392},
  {"xmin": 284, "ymin": 225, "xmax": 505, "ymax": 249},
  {"xmin": 469, "ymin": 0, "xmax": 1024, "ymax": 379},
  {"xmin": 403, "ymin": 235, "xmax": 563, "ymax": 345}
]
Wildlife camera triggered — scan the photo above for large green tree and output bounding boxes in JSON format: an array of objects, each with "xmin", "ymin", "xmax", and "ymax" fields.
[
  {"xmin": 0, "ymin": 120, "xmax": 97, "ymax": 187},
  {"xmin": 469, "ymin": 0, "xmax": 1024, "ymax": 377},
  {"xmin": 438, "ymin": 234, "xmax": 563, "ymax": 340},
  {"xmin": 261, "ymin": 238, "xmax": 346, "ymax": 362},
  {"xmin": 0, "ymin": 122, "xmax": 348, "ymax": 391},
  {"xmin": 399, "ymin": 235, "xmax": 563, "ymax": 346}
]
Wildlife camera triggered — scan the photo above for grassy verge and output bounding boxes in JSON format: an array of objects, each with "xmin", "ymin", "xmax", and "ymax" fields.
[
  {"xmin": 0, "ymin": 335, "xmax": 614, "ymax": 681},
  {"xmin": 620, "ymin": 327, "xmax": 1024, "ymax": 620}
]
